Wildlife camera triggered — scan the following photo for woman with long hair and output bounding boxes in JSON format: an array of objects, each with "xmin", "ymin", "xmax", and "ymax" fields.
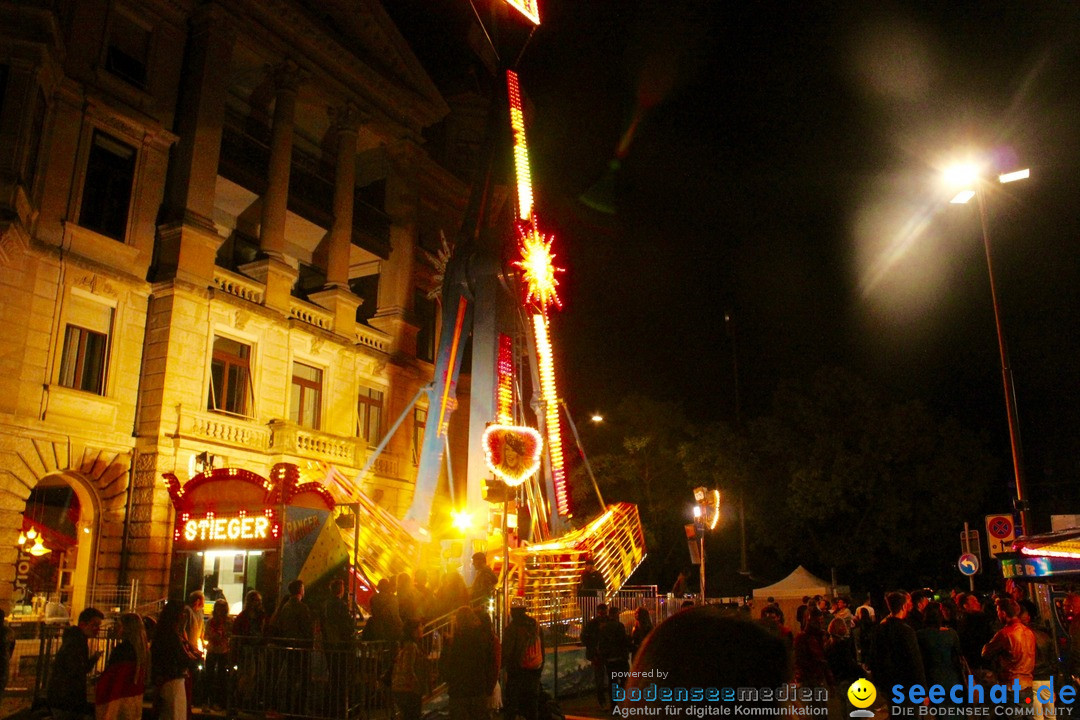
[
  {"xmin": 391, "ymin": 621, "xmax": 428, "ymax": 720},
  {"xmin": 204, "ymin": 599, "xmax": 231, "ymax": 709},
  {"xmin": 95, "ymin": 613, "xmax": 149, "ymax": 720},
  {"xmin": 630, "ymin": 606, "xmax": 654, "ymax": 658},
  {"xmin": 151, "ymin": 601, "xmax": 199, "ymax": 720}
]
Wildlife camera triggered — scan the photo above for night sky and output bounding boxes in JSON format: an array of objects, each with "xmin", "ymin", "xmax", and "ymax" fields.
[{"xmin": 391, "ymin": 1, "xmax": 1080, "ymax": 519}]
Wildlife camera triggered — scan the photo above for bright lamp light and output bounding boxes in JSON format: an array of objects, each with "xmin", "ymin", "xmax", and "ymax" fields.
[
  {"xmin": 999, "ymin": 169, "xmax": 1030, "ymax": 184},
  {"xmin": 943, "ymin": 163, "xmax": 981, "ymax": 188},
  {"xmin": 950, "ymin": 190, "xmax": 976, "ymax": 204}
]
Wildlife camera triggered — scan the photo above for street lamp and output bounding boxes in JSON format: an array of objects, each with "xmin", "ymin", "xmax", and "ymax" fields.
[
  {"xmin": 691, "ymin": 487, "xmax": 720, "ymax": 601},
  {"xmin": 944, "ymin": 160, "xmax": 1031, "ymax": 536},
  {"xmin": 558, "ymin": 401, "xmax": 606, "ymax": 508}
]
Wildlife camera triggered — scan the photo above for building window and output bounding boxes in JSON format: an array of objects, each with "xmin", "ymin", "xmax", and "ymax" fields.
[
  {"xmin": 79, "ymin": 131, "xmax": 136, "ymax": 242},
  {"xmin": 357, "ymin": 386, "xmax": 384, "ymax": 446},
  {"xmin": 208, "ymin": 336, "xmax": 252, "ymax": 416},
  {"xmin": 105, "ymin": 13, "xmax": 150, "ymax": 88},
  {"xmin": 414, "ymin": 291, "xmax": 436, "ymax": 363},
  {"xmin": 57, "ymin": 295, "xmax": 113, "ymax": 395},
  {"xmin": 413, "ymin": 407, "xmax": 427, "ymax": 465},
  {"xmin": 349, "ymin": 274, "xmax": 379, "ymax": 326},
  {"xmin": 289, "ymin": 362, "xmax": 322, "ymax": 429}
]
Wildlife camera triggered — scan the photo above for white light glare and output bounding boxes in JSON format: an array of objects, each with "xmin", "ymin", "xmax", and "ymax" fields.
[
  {"xmin": 692, "ymin": 506, "xmax": 702, "ymax": 518},
  {"xmin": 998, "ymin": 169, "xmax": 1030, "ymax": 184},
  {"xmin": 943, "ymin": 163, "xmax": 980, "ymax": 188},
  {"xmin": 950, "ymin": 190, "xmax": 976, "ymax": 205}
]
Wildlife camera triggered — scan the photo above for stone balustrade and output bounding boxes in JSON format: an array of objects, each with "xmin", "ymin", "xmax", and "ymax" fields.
[
  {"xmin": 212, "ymin": 267, "xmax": 265, "ymax": 304},
  {"xmin": 289, "ymin": 297, "xmax": 335, "ymax": 331},
  {"xmin": 177, "ymin": 407, "xmax": 271, "ymax": 451},
  {"xmin": 355, "ymin": 324, "xmax": 390, "ymax": 353}
]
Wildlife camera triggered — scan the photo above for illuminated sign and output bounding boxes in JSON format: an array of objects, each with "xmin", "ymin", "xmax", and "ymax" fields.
[
  {"xmin": 173, "ymin": 509, "xmax": 280, "ymax": 548},
  {"xmin": 483, "ymin": 424, "xmax": 543, "ymax": 487}
]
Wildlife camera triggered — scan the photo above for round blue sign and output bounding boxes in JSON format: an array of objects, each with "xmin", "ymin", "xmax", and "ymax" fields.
[{"xmin": 958, "ymin": 552, "xmax": 980, "ymax": 576}]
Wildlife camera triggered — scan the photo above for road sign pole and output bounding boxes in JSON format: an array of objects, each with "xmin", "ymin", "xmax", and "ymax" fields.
[{"xmin": 964, "ymin": 522, "xmax": 974, "ymax": 592}]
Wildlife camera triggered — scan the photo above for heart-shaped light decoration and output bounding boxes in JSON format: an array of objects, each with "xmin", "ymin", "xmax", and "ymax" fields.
[{"xmin": 483, "ymin": 424, "xmax": 543, "ymax": 487}]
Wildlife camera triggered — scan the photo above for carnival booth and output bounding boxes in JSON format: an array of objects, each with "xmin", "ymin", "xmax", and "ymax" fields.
[{"xmin": 165, "ymin": 463, "xmax": 350, "ymax": 614}]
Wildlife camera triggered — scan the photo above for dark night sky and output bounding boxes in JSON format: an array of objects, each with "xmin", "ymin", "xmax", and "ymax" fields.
[{"xmin": 390, "ymin": 1, "xmax": 1080, "ymax": 519}]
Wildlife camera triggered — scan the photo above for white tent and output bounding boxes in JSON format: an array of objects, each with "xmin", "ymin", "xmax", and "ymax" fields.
[{"xmin": 752, "ymin": 566, "xmax": 849, "ymax": 627}]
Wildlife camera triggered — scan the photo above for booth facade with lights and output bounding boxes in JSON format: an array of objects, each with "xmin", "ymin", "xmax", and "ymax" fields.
[{"xmin": 165, "ymin": 463, "xmax": 349, "ymax": 613}]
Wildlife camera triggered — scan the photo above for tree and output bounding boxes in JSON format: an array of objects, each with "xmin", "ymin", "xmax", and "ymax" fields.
[
  {"xmin": 746, "ymin": 367, "xmax": 997, "ymax": 587},
  {"xmin": 568, "ymin": 394, "xmax": 694, "ymax": 585}
]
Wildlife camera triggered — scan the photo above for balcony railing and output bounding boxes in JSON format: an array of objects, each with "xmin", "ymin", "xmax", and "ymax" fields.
[
  {"xmin": 176, "ymin": 407, "xmax": 271, "ymax": 452},
  {"xmin": 290, "ymin": 297, "xmax": 335, "ymax": 331},
  {"xmin": 213, "ymin": 266, "xmax": 265, "ymax": 304},
  {"xmin": 355, "ymin": 324, "xmax": 390, "ymax": 353},
  {"xmin": 269, "ymin": 421, "xmax": 358, "ymax": 465}
]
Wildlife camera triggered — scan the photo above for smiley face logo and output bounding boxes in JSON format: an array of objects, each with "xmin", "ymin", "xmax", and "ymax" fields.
[{"xmin": 847, "ymin": 678, "xmax": 876, "ymax": 709}]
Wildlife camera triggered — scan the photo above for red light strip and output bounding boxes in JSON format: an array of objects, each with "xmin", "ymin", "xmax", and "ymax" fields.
[
  {"xmin": 507, "ymin": 70, "xmax": 534, "ymax": 223},
  {"xmin": 497, "ymin": 333, "xmax": 514, "ymax": 424},
  {"xmin": 533, "ymin": 314, "xmax": 569, "ymax": 516}
]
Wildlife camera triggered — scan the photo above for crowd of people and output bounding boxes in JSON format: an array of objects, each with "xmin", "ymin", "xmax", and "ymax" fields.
[
  {"xmin": 752, "ymin": 582, "xmax": 1060, "ymax": 711},
  {"xmin": 37, "ymin": 552, "xmax": 534, "ymax": 720}
]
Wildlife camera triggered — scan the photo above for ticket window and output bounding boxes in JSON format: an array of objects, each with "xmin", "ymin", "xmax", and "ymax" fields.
[{"xmin": 182, "ymin": 550, "xmax": 265, "ymax": 615}]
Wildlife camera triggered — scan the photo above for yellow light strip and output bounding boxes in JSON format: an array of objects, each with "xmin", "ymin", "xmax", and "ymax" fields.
[
  {"xmin": 532, "ymin": 314, "xmax": 569, "ymax": 516},
  {"xmin": 505, "ymin": 0, "xmax": 540, "ymax": 25},
  {"xmin": 507, "ymin": 70, "xmax": 534, "ymax": 222}
]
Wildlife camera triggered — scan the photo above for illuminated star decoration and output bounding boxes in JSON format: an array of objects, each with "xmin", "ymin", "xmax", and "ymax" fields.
[
  {"xmin": 514, "ymin": 222, "xmax": 564, "ymax": 312},
  {"xmin": 423, "ymin": 231, "xmax": 453, "ymax": 302}
]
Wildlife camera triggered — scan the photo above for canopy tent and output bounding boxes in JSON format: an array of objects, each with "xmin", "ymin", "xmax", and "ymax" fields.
[{"xmin": 752, "ymin": 566, "xmax": 849, "ymax": 627}]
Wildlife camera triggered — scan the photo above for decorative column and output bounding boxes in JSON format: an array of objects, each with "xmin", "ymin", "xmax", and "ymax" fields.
[
  {"xmin": 240, "ymin": 60, "xmax": 302, "ymax": 313},
  {"xmin": 155, "ymin": 3, "xmax": 234, "ymax": 286},
  {"xmin": 370, "ymin": 138, "xmax": 421, "ymax": 355},
  {"xmin": 310, "ymin": 104, "xmax": 364, "ymax": 337}
]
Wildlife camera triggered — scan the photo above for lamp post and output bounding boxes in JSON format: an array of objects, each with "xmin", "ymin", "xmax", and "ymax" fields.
[
  {"xmin": 691, "ymin": 487, "xmax": 720, "ymax": 602},
  {"xmin": 946, "ymin": 163, "xmax": 1031, "ymax": 536},
  {"xmin": 559, "ymin": 401, "xmax": 606, "ymax": 509}
]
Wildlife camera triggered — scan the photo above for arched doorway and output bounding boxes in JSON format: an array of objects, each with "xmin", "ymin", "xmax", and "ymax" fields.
[{"xmin": 13, "ymin": 472, "xmax": 99, "ymax": 619}]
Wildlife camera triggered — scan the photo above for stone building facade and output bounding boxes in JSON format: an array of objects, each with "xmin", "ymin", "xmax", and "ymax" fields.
[{"xmin": 0, "ymin": 0, "xmax": 481, "ymax": 612}]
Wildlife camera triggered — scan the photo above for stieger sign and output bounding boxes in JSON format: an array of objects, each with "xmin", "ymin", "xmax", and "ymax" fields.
[{"xmin": 173, "ymin": 509, "xmax": 281, "ymax": 549}]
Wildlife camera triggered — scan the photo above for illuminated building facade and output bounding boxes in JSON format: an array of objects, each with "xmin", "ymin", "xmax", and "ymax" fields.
[{"xmin": 0, "ymin": 0, "xmax": 483, "ymax": 613}]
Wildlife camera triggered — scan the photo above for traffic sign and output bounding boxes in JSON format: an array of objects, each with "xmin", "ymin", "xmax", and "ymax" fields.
[
  {"xmin": 960, "ymin": 530, "xmax": 982, "ymax": 562},
  {"xmin": 958, "ymin": 553, "xmax": 980, "ymax": 576},
  {"xmin": 985, "ymin": 514, "xmax": 1016, "ymax": 558}
]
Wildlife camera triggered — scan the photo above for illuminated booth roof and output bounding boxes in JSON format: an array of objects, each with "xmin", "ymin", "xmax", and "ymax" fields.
[{"xmin": 1000, "ymin": 528, "xmax": 1080, "ymax": 580}]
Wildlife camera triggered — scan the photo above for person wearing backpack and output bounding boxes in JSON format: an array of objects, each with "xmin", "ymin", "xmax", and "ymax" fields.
[{"xmin": 502, "ymin": 598, "xmax": 544, "ymax": 720}]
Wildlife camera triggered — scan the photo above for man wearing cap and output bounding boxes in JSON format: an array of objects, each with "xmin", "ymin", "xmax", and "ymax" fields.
[{"xmin": 471, "ymin": 552, "xmax": 498, "ymax": 603}]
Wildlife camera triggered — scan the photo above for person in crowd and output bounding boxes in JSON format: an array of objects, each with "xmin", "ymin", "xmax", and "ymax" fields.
[
  {"xmin": 825, "ymin": 617, "xmax": 861, "ymax": 684},
  {"xmin": 232, "ymin": 590, "xmax": 266, "ymax": 638},
  {"xmin": 502, "ymin": 598, "xmax": 544, "ymax": 720},
  {"xmin": 795, "ymin": 596, "xmax": 811, "ymax": 630},
  {"xmin": 982, "ymin": 597, "xmax": 1036, "ymax": 695},
  {"xmin": 364, "ymin": 578, "xmax": 401, "ymax": 641},
  {"xmin": 204, "ymin": 598, "xmax": 231, "ymax": 710},
  {"xmin": 441, "ymin": 606, "xmax": 497, "ymax": 720},
  {"xmin": 470, "ymin": 552, "xmax": 498, "ymax": 603},
  {"xmin": 625, "ymin": 608, "xmax": 791, "ymax": 712},
  {"xmin": 909, "ymin": 590, "xmax": 931, "ymax": 630},
  {"xmin": 397, "ymin": 573, "xmax": 421, "ymax": 624},
  {"xmin": 832, "ymin": 596, "xmax": 855, "ymax": 630},
  {"xmin": 152, "ymin": 601, "xmax": 199, "ymax": 720},
  {"xmin": 475, "ymin": 611, "xmax": 502, "ymax": 715},
  {"xmin": 851, "ymin": 606, "xmax": 874, "ymax": 667},
  {"xmin": 230, "ymin": 590, "xmax": 266, "ymax": 708},
  {"xmin": 598, "ymin": 604, "xmax": 631, "ymax": 707},
  {"xmin": 392, "ymin": 621, "xmax": 429, "ymax": 720},
  {"xmin": 871, "ymin": 591, "xmax": 926, "ymax": 700},
  {"xmin": 269, "ymin": 580, "xmax": 315, "ymax": 713},
  {"xmin": 47, "ymin": 607, "xmax": 104, "ymax": 720},
  {"xmin": 959, "ymin": 593, "xmax": 995, "ymax": 672},
  {"xmin": 794, "ymin": 608, "xmax": 833, "ymax": 687},
  {"xmin": 95, "ymin": 612, "xmax": 149, "ymax": 720},
  {"xmin": 916, "ymin": 602, "xmax": 964, "ymax": 691},
  {"xmin": 412, "ymin": 569, "xmax": 434, "ymax": 621},
  {"xmin": 323, "ymin": 578, "xmax": 354, "ymax": 716},
  {"xmin": 581, "ymin": 603, "xmax": 609, "ymax": 709},
  {"xmin": 435, "ymin": 572, "xmax": 470, "ymax": 620},
  {"xmin": 760, "ymin": 605, "xmax": 794, "ymax": 652},
  {"xmin": 670, "ymin": 569, "xmax": 689, "ymax": 598},
  {"xmin": 856, "ymin": 593, "xmax": 877, "ymax": 622},
  {"xmin": 179, "ymin": 591, "xmax": 206, "ymax": 706},
  {"xmin": 630, "ymin": 606, "xmax": 653, "ymax": 658},
  {"xmin": 577, "ymin": 558, "xmax": 606, "ymax": 600}
]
